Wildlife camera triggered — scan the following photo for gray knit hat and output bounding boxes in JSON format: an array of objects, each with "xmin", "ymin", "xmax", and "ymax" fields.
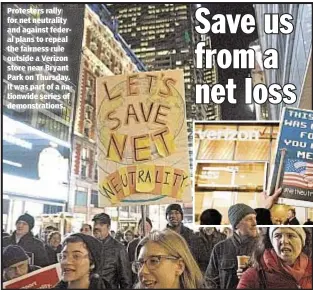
[{"xmin": 228, "ymin": 203, "xmax": 256, "ymax": 229}]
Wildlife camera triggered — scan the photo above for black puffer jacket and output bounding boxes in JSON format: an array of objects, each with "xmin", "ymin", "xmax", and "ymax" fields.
[
  {"xmin": 3, "ymin": 231, "xmax": 49, "ymax": 267},
  {"xmin": 100, "ymin": 235, "xmax": 132, "ymax": 289},
  {"xmin": 205, "ymin": 232, "xmax": 257, "ymax": 289}
]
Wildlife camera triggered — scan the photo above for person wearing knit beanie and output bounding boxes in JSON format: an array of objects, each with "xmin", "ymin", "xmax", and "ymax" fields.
[
  {"xmin": 15, "ymin": 213, "xmax": 35, "ymax": 237},
  {"xmin": 3, "ymin": 245, "xmax": 40, "ymax": 281},
  {"xmin": 55, "ymin": 233, "xmax": 107, "ymax": 289},
  {"xmin": 269, "ymin": 227, "xmax": 306, "ymax": 248},
  {"xmin": 228, "ymin": 203, "xmax": 256, "ymax": 228}
]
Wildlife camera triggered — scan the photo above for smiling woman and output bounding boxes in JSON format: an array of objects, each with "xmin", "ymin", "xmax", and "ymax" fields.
[
  {"xmin": 237, "ymin": 227, "xmax": 312, "ymax": 289},
  {"xmin": 133, "ymin": 229, "xmax": 206, "ymax": 289},
  {"xmin": 54, "ymin": 233, "xmax": 107, "ymax": 289}
]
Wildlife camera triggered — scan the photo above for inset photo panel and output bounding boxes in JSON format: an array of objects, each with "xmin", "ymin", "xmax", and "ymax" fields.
[{"xmin": 193, "ymin": 121, "xmax": 313, "ymax": 226}]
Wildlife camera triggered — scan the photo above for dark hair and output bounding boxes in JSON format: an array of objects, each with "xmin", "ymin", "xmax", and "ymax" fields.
[
  {"xmin": 138, "ymin": 217, "xmax": 152, "ymax": 228},
  {"xmin": 251, "ymin": 227, "xmax": 312, "ymax": 270},
  {"xmin": 80, "ymin": 224, "xmax": 92, "ymax": 232},
  {"xmin": 200, "ymin": 209, "xmax": 222, "ymax": 225},
  {"xmin": 47, "ymin": 231, "xmax": 61, "ymax": 244},
  {"xmin": 288, "ymin": 208, "xmax": 296, "ymax": 216},
  {"xmin": 61, "ymin": 235, "xmax": 106, "ymax": 289},
  {"xmin": 254, "ymin": 208, "xmax": 273, "ymax": 225},
  {"xmin": 45, "ymin": 225, "xmax": 58, "ymax": 231}
]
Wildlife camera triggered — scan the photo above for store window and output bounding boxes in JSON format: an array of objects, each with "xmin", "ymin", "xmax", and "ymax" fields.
[
  {"xmin": 91, "ymin": 190, "xmax": 98, "ymax": 207},
  {"xmin": 43, "ymin": 204, "xmax": 63, "ymax": 214}
]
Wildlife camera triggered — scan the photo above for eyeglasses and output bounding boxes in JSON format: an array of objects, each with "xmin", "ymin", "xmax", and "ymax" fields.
[
  {"xmin": 132, "ymin": 255, "xmax": 179, "ymax": 274},
  {"xmin": 57, "ymin": 253, "xmax": 89, "ymax": 263},
  {"xmin": 5, "ymin": 261, "xmax": 28, "ymax": 276}
]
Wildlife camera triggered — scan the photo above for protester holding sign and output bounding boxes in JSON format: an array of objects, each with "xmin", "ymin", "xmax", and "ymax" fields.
[
  {"xmin": 3, "ymin": 245, "xmax": 41, "ymax": 282},
  {"xmin": 133, "ymin": 229, "xmax": 206, "ymax": 288},
  {"xmin": 237, "ymin": 227, "xmax": 312, "ymax": 289},
  {"xmin": 2, "ymin": 213, "xmax": 49, "ymax": 267},
  {"xmin": 54, "ymin": 233, "xmax": 107, "ymax": 289}
]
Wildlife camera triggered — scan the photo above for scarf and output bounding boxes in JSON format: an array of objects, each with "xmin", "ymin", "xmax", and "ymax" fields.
[{"xmin": 263, "ymin": 249, "xmax": 309, "ymax": 283}]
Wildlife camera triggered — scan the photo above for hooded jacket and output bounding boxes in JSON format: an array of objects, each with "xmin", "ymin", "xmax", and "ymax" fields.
[
  {"xmin": 205, "ymin": 232, "xmax": 257, "ymax": 289},
  {"xmin": 3, "ymin": 231, "xmax": 49, "ymax": 267},
  {"xmin": 237, "ymin": 249, "xmax": 312, "ymax": 289}
]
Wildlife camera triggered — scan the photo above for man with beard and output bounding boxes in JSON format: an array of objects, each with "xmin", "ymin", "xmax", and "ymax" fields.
[
  {"xmin": 165, "ymin": 204, "xmax": 202, "ymax": 267},
  {"xmin": 205, "ymin": 204, "xmax": 258, "ymax": 289}
]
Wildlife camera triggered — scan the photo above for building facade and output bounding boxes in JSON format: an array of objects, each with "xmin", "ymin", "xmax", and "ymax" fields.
[
  {"xmin": 254, "ymin": 4, "xmax": 312, "ymax": 119},
  {"xmin": 107, "ymin": 4, "xmax": 219, "ymax": 121}
]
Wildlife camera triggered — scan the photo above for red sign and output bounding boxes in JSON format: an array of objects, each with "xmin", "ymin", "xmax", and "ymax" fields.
[{"xmin": 3, "ymin": 264, "xmax": 61, "ymax": 289}]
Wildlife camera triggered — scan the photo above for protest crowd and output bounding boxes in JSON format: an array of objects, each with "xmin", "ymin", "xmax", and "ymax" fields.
[{"xmin": 2, "ymin": 197, "xmax": 312, "ymax": 289}]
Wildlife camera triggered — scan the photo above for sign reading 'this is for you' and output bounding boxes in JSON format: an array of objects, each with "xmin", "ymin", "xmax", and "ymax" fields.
[{"xmin": 96, "ymin": 70, "xmax": 191, "ymax": 206}]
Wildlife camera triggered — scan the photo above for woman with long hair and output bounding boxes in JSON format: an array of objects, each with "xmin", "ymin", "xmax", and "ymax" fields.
[
  {"xmin": 133, "ymin": 228, "xmax": 206, "ymax": 289},
  {"xmin": 237, "ymin": 227, "xmax": 312, "ymax": 289},
  {"xmin": 54, "ymin": 233, "xmax": 107, "ymax": 289}
]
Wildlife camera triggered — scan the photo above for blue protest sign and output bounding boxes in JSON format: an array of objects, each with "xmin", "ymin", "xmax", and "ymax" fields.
[{"xmin": 269, "ymin": 107, "xmax": 313, "ymax": 203}]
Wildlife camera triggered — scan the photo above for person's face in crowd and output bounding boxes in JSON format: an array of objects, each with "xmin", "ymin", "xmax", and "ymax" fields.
[
  {"xmin": 81, "ymin": 225, "xmax": 92, "ymax": 235},
  {"xmin": 167, "ymin": 210, "xmax": 183, "ymax": 227},
  {"xmin": 138, "ymin": 241, "xmax": 184, "ymax": 289},
  {"xmin": 125, "ymin": 232, "xmax": 134, "ymax": 242},
  {"xmin": 271, "ymin": 228, "xmax": 302, "ymax": 265},
  {"xmin": 93, "ymin": 222, "xmax": 110, "ymax": 240},
  {"xmin": 60, "ymin": 242, "xmax": 91, "ymax": 283},
  {"xmin": 4, "ymin": 260, "xmax": 29, "ymax": 280},
  {"xmin": 202, "ymin": 227, "xmax": 215, "ymax": 236},
  {"xmin": 16, "ymin": 221, "xmax": 29, "ymax": 237},
  {"xmin": 49, "ymin": 233, "xmax": 61, "ymax": 249},
  {"xmin": 138, "ymin": 221, "xmax": 152, "ymax": 237},
  {"xmin": 110, "ymin": 231, "xmax": 116, "ymax": 239},
  {"xmin": 287, "ymin": 210, "xmax": 294, "ymax": 219},
  {"xmin": 236, "ymin": 214, "xmax": 257, "ymax": 237}
]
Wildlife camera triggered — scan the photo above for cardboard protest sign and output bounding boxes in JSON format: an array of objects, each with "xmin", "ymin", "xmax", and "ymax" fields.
[
  {"xmin": 3, "ymin": 263, "xmax": 61, "ymax": 289},
  {"xmin": 96, "ymin": 70, "xmax": 191, "ymax": 206},
  {"xmin": 269, "ymin": 107, "xmax": 313, "ymax": 203}
]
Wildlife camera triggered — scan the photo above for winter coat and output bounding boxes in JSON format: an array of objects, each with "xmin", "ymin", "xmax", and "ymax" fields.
[
  {"xmin": 100, "ymin": 235, "xmax": 132, "ymax": 289},
  {"xmin": 45, "ymin": 244, "xmax": 62, "ymax": 265},
  {"xmin": 3, "ymin": 231, "xmax": 49, "ymax": 267},
  {"xmin": 195, "ymin": 229, "xmax": 227, "ymax": 273},
  {"xmin": 237, "ymin": 250, "xmax": 312, "ymax": 289},
  {"xmin": 127, "ymin": 237, "xmax": 141, "ymax": 286},
  {"xmin": 167, "ymin": 223, "xmax": 203, "ymax": 268},
  {"xmin": 205, "ymin": 232, "xmax": 257, "ymax": 289}
]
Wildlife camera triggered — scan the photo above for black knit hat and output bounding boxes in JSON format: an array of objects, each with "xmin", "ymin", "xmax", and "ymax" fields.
[
  {"xmin": 68, "ymin": 233, "xmax": 103, "ymax": 272},
  {"xmin": 92, "ymin": 213, "xmax": 111, "ymax": 225},
  {"xmin": 16, "ymin": 213, "xmax": 34, "ymax": 231},
  {"xmin": 166, "ymin": 204, "xmax": 183, "ymax": 218},
  {"xmin": 228, "ymin": 203, "xmax": 256, "ymax": 229},
  {"xmin": 63, "ymin": 233, "xmax": 107, "ymax": 289},
  {"xmin": 3, "ymin": 245, "xmax": 29, "ymax": 268}
]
